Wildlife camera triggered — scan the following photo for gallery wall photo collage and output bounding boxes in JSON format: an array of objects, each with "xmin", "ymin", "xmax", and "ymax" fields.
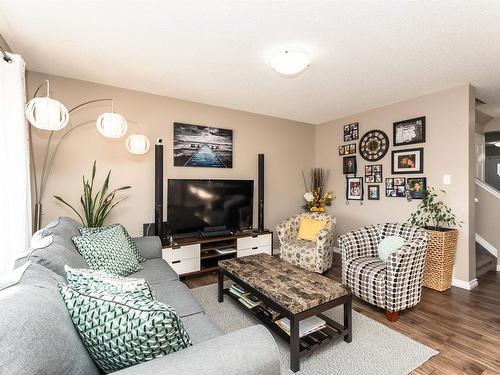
[{"xmin": 340, "ymin": 116, "xmax": 427, "ymax": 203}]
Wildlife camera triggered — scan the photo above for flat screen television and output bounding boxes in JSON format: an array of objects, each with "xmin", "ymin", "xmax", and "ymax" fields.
[{"xmin": 167, "ymin": 179, "xmax": 254, "ymax": 236}]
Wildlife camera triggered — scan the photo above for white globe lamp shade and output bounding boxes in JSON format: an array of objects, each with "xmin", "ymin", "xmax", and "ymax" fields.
[
  {"xmin": 126, "ymin": 134, "xmax": 150, "ymax": 155},
  {"xmin": 25, "ymin": 97, "xmax": 69, "ymax": 130},
  {"xmin": 270, "ymin": 48, "xmax": 310, "ymax": 76},
  {"xmin": 96, "ymin": 112, "xmax": 128, "ymax": 138}
]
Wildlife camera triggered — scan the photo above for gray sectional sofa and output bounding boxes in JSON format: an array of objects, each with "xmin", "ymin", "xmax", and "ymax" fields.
[{"xmin": 0, "ymin": 217, "xmax": 281, "ymax": 375}]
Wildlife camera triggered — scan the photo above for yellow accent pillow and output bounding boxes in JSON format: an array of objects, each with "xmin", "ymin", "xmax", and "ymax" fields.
[{"xmin": 297, "ymin": 217, "xmax": 327, "ymax": 242}]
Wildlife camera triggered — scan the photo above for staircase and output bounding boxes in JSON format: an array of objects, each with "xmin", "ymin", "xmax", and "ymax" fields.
[
  {"xmin": 475, "ymin": 179, "xmax": 499, "ymax": 279},
  {"xmin": 476, "ymin": 242, "xmax": 497, "ymax": 278}
]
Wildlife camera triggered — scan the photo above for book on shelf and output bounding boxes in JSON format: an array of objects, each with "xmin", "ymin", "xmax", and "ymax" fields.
[
  {"xmin": 230, "ymin": 284, "xmax": 245, "ymax": 294},
  {"xmin": 256, "ymin": 305, "xmax": 281, "ymax": 321},
  {"xmin": 229, "ymin": 283, "xmax": 262, "ymax": 309},
  {"xmin": 229, "ymin": 284, "xmax": 250, "ymax": 298},
  {"xmin": 275, "ymin": 316, "xmax": 327, "ymax": 338},
  {"xmin": 239, "ymin": 294, "xmax": 261, "ymax": 309}
]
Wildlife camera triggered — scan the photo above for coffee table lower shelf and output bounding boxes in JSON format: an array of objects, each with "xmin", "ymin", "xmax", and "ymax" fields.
[{"xmin": 223, "ymin": 289, "xmax": 349, "ymax": 355}]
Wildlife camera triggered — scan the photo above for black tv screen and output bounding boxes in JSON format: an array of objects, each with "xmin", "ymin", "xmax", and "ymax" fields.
[{"xmin": 167, "ymin": 179, "xmax": 254, "ymax": 235}]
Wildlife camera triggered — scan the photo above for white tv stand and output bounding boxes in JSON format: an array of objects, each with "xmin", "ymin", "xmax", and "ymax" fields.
[{"xmin": 162, "ymin": 231, "xmax": 273, "ymax": 277}]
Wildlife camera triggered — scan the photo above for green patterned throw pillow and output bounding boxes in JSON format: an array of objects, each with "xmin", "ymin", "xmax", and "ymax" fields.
[
  {"xmin": 79, "ymin": 224, "xmax": 146, "ymax": 263},
  {"xmin": 64, "ymin": 265, "xmax": 155, "ymax": 299},
  {"xmin": 59, "ymin": 284, "xmax": 192, "ymax": 373},
  {"xmin": 72, "ymin": 225, "xmax": 143, "ymax": 277}
]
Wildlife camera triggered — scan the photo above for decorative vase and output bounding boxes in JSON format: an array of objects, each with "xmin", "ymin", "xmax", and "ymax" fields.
[{"xmin": 422, "ymin": 228, "xmax": 459, "ymax": 291}]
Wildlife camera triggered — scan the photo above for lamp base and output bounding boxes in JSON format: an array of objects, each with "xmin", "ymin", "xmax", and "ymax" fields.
[{"xmin": 34, "ymin": 203, "xmax": 42, "ymax": 232}]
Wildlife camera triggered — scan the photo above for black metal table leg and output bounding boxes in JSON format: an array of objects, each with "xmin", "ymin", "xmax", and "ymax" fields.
[
  {"xmin": 344, "ymin": 296, "xmax": 352, "ymax": 343},
  {"xmin": 217, "ymin": 269, "xmax": 224, "ymax": 303},
  {"xmin": 290, "ymin": 315, "xmax": 300, "ymax": 372}
]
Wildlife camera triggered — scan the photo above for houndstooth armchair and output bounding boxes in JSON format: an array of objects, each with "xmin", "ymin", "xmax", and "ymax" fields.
[
  {"xmin": 276, "ymin": 213, "xmax": 336, "ymax": 273},
  {"xmin": 338, "ymin": 223, "xmax": 428, "ymax": 322}
]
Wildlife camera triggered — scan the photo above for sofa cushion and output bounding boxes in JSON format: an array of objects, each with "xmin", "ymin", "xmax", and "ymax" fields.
[
  {"xmin": 79, "ymin": 224, "xmax": 146, "ymax": 263},
  {"xmin": 132, "ymin": 236, "xmax": 162, "ymax": 260},
  {"xmin": 130, "ymin": 258, "xmax": 179, "ymax": 284},
  {"xmin": 151, "ymin": 280, "xmax": 204, "ymax": 317},
  {"xmin": 181, "ymin": 313, "xmax": 224, "ymax": 345},
  {"xmin": 0, "ymin": 263, "xmax": 100, "ymax": 375},
  {"xmin": 59, "ymin": 284, "xmax": 193, "ymax": 374},
  {"xmin": 42, "ymin": 216, "xmax": 82, "ymax": 241},
  {"xmin": 343, "ymin": 256, "xmax": 386, "ymax": 308},
  {"xmin": 15, "ymin": 234, "xmax": 89, "ymax": 276},
  {"xmin": 65, "ymin": 265, "xmax": 155, "ymax": 299},
  {"xmin": 72, "ymin": 225, "xmax": 143, "ymax": 276}
]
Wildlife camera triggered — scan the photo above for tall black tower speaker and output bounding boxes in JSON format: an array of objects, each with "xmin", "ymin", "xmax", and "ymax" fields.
[
  {"xmin": 154, "ymin": 140, "xmax": 164, "ymax": 237},
  {"xmin": 257, "ymin": 154, "xmax": 265, "ymax": 232}
]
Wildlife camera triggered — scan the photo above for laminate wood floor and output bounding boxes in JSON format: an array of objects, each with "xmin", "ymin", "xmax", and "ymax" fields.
[{"xmin": 183, "ymin": 253, "xmax": 500, "ymax": 374}]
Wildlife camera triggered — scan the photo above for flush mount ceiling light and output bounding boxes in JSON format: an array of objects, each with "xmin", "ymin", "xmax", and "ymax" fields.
[
  {"xmin": 270, "ymin": 47, "xmax": 310, "ymax": 76},
  {"xmin": 126, "ymin": 134, "xmax": 150, "ymax": 155},
  {"xmin": 495, "ymin": 142, "xmax": 500, "ymax": 148}
]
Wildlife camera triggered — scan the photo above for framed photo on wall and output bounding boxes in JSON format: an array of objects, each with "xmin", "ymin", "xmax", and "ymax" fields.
[
  {"xmin": 365, "ymin": 164, "xmax": 383, "ymax": 183},
  {"xmin": 343, "ymin": 122, "xmax": 359, "ymax": 142},
  {"xmin": 173, "ymin": 123, "xmax": 233, "ymax": 168},
  {"xmin": 343, "ymin": 156, "xmax": 357, "ymax": 174},
  {"xmin": 391, "ymin": 148, "xmax": 424, "ymax": 174},
  {"xmin": 367, "ymin": 185, "xmax": 380, "ymax": 200},
  {"xmin": 339, "ymin": 143, "xmax": 356, "ymax": 156},
  {"xmin": 385, "ymin": 178, "xmax": 406, "ymax": 197},
  {"xmin": 407, "ymin": 177, "xmax": 427, "ymax": 199},
  {"xmin": 393, "ymin": 116, "xmax": 426, "ymax": 146},
  {"xmin": 346, "ymin": 177, "xmax": 364, "ymax": 200}
]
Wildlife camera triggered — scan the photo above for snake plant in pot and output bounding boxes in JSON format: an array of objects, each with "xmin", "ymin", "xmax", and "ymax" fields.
[
  {"xmin": 408, "ymin": 187, "xmax": 461, "ymax": 291},
  {"xmin": 54, "ymin": 161, "xmax": 131, "ymax": 227}
]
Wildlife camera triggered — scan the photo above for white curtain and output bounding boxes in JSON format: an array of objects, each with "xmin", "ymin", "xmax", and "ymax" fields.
[{"xmin": 0, "ymin": 52, "xmax": 32, "ymax": 275}]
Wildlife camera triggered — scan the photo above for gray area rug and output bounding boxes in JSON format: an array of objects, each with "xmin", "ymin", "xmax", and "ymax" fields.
[{"xmin": 191, "ymin": 284, "xmax": 438, "ymax": 375}]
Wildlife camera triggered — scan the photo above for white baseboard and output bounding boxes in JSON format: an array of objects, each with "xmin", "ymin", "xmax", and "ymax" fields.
[
  {"xmin": 475, "ymin": 233, "xmax": 497, "ymax": 257},
  {"xmin": 333, "ymin": 246, "xmax": 341, "ymax": 254},
  {"xmin": 497, "ymin": 264, "xmax": 500, "ymax": 272},
  {"xmin": 452, "ymin": 278, "xmax": 478, "ymax": 290}
]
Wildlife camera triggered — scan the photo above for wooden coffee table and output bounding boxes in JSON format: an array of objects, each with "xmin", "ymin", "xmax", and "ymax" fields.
[{"xmin": 218, "ymin": 253, "xmax": 352, "ymax": 372}]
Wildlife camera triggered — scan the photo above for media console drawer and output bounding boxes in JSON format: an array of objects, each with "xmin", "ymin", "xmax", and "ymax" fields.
[
  {"xmin": 237, "ymin": 244, "xmax": 272, "ymax": 258},
  {"xmin": 237, "ymin": 233, "xmax": 272, "ymax": 250},
  {"xmin": 162, "ymin": 244, "xmax": 200, "ymax": 262},
  {"xmin": 167, "ymin": 258, "xmax": 200, "ymax": 275}
]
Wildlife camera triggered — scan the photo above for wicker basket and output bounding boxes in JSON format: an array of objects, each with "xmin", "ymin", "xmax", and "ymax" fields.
[{"xmin": 422, "ymin": 228, "xmax": 459, "ymax": 291}]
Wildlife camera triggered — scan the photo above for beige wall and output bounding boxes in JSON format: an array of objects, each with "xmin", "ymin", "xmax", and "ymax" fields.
[
  {"xmin": 27, "ymin": 72, "xmax": 315, "ymax": 241},
  {"xmin": 27, "ymin": 72, "xmax": 477, "ymax": 282},
  {"xmin": 315, "ymin": 85, "xmax": 476, "ymax": 283}
]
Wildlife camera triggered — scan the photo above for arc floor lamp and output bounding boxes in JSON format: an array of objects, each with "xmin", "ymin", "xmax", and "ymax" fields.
[{"xmin": 26, "ymin": 80, "xmax": 151, "ymax": 231}]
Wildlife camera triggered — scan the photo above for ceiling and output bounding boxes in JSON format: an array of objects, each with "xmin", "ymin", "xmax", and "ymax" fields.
[{"xmin": 2, "ymin": 1, "xmax": 500, "ymax": 124}]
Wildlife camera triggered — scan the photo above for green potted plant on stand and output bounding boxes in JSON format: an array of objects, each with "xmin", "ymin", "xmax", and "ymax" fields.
[{"xmin": 408, "ymin": 187, "xmax": 461, "ymax": 291}]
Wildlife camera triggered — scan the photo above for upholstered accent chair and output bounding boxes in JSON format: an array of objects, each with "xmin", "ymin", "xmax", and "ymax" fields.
[
  {"xmin": 338, "ymin": 223, "xmax": 428, "ymax": 322},
  {"xmin": 276, "ymin": 213, "xmax": 336, "ymax": 273}
]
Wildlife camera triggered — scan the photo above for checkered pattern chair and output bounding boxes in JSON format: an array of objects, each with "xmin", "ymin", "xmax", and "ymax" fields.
[
  {"xmin": 338, "ymin": 223, "xmax": 428, "ymax": 322},
  {"xmin": 276, "ymin": 213, "xmax": 336, "ymax": 273}
]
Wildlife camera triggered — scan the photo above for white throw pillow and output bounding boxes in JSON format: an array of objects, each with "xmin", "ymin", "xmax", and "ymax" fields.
[{"xmin": 377, "ymin": 236, "xmax": 406, "ymax": 262}]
